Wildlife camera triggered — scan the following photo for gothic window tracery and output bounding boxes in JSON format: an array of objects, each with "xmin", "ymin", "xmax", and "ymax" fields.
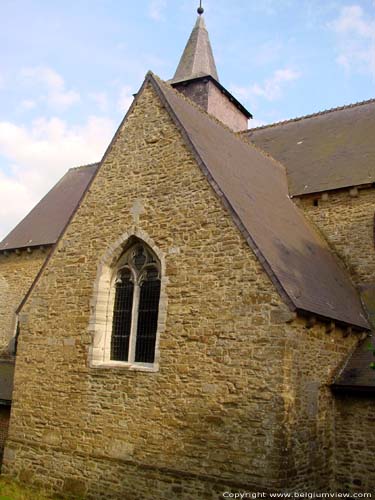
[{"xmin": 110, "ymin": 242, "xmax": 161, "ymax": 364}]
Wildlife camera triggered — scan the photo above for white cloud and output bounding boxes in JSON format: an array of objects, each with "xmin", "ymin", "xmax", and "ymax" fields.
[
  {"xmin": 18, "ymin": 99, "xmax": 37, "ymax": 112},
  {"xmin": 148, "ymin": 0, "xmax": 167, "ymax": 21},
  {"xmin": 21, "ymin": 66, "xmax": 80, "ymax": 111},
  {"xmin": 329, "ymin": 5, "xmax": 375, "ymax": 76},
  {"xmin": 89, "ymin": 91, "xmax": 109, "ymax": 112},
  {"xmin": 0, "ymin": 170, "xmax": 37, "ymax": 240},
  {"xmin": 118, "ymin": 86, "xmax": 134, "ymax": 113},
  {"xmin": 232, "ymin": 68, "xmax": 301, "ymax": 103},
  {"xmin": 0, "ymin": 115, "xmax": 116, "ymax": 239}
]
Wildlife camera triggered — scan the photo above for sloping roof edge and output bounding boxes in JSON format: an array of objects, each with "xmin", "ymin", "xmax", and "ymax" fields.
[
  {"xmin": 244, "ymin": 98, "xmax": 375, "ymax": 196},
  {"xmin": 16, "ymin": 81, "xmax": 146, "ymax": 314},
  {"xmin": 14, "ymin": 166, "xmax": 100, "ymax": 313},
  {"xmin": 147, "ymin": 73, "xmax": 369, "ymax": 330},
  {"xmin": 17, "ymin": 71, "xmax": 290, "ymax": 317},
  {"xmin": 331, "ymin": 335, "xmax": 375, "ymax": 393},
  {"xmin": 148, "ymin": 73, "xmax": 369, "ymax": 329},
  {"xmin": 149, "ymin": 73, "xmax": 296, "ymax": 313},
  {"xmin": 245, "ymin": 97, "xmax": 375, "ymax": 133},
  {"xmin": 0, "ymin": 163, "xmax": 99, "ymax": 251},
  {"xmin": 17, "ymin": 72, "xmax": 370, "ymax": 331}
]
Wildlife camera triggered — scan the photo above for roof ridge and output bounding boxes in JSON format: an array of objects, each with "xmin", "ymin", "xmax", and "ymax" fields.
[
  {"xmin": 245, "ymin": 97, "xmax": 375, "ymax": 132},
  {"xmin": 149, "ymin": 73, "xmax": 369, "ymax": 330},
  {"xmin": 153, "ymin": 74, "xmax": 288, "ymax": 177},
  {"xmin": 154, "ymin": 73, "xmax": 233, "ymax": 131}
]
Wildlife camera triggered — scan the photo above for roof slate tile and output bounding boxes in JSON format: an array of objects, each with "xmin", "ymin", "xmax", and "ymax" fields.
[
  {"xmin": 245, "ymin": 99, "xmax": 375, "ymax": 196},
  {"xmin": 150, "ymin": 73, "xmax": 369, "ymax": 329}
]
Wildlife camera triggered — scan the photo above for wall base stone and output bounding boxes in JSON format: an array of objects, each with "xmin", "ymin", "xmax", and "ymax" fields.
[{"xmin": 3, "ymin": 440, "xmax": 289, "ymax": 500}]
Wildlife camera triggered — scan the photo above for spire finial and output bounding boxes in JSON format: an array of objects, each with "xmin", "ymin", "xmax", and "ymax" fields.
[{"xmin": 197, "ymin": 1, "xmax": 204, "ymax": 15}]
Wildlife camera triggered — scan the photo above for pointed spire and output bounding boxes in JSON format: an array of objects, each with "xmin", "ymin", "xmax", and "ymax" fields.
[{"xmin": 171, "ymin": 13, "xmax": 219, "ymax": 84}]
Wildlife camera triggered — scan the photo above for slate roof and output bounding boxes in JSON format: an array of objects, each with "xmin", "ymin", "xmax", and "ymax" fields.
[
  {"xmin": 0, "ymin": 163, "xmax": 99, "ymax": 251},
  {"xmin": 333, "ymin": 285, "xmax": 375, "ymax": 391},
  {"xmin": 245, "ymin": 99, "xmax": 375, "ymax": 196},
  {"xmin": 332, "ymin": 336, "xmax": 375, "ymax": 392},
  {"xmin": 148, "ymin": 73, "xmax": 369, "ymax": 330},
  {"xmin": 3, "ymin": 74, "xmax": 370, "ymax": 332},
  {"xmin": 170, "ymin": 15, "xmax": 219, "ymax": 84}
]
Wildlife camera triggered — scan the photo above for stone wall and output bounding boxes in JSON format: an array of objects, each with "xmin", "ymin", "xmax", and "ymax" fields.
[
  {"xmin": 2, "ymin": 83, "xmax": 370, "ymax": 497},
  {"xmin": 334, "ymin": 394, "xmax": 375, "ymax": 494},
  {"xmin": 282, "ymin": 318, "xmax": 360, "ymax": 491},
  {"xmin": 0, "ymin": 249, "xmax": 49, "ymax": 357},
  {"xmin": 298, "ymin": 188, "xmax": 375, "ymax": 494},
  {"xmin": 4, "ymin": 83, "xmax": 289, "ymax": 496},
  {"xmin": 298, "ymin": 188, "xmax": 375, "ymax": 286}
]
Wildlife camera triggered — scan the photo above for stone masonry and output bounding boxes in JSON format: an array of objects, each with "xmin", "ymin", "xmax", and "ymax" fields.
[
  {"xmin": 298, "ymin": 188, "xmax": 375, "ymax": 286},
  {"xmin": 298, "ymin": 188, "xmax": 375, "ymax": 494},
  {"xmin": 0, "ymin": 248, "xmax": 49, "ymax": 357},
  {"xmin": 2, "ymin": 82, "xmax": 370, "ymax": 498}
]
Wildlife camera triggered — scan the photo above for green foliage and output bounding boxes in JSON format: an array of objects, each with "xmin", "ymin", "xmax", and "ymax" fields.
[
  {"xmin": 0, "ymin": 478, "xmax": 53, "ymax": 500},
  {"xmin": 368, "ymin": 343, "xmax": 375, "ymax": 370}
]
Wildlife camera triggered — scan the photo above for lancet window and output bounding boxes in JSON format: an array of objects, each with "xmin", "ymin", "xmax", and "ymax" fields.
[{"xmin": 110, "ymin": 241, "xmax": 161, "ymax": 364}]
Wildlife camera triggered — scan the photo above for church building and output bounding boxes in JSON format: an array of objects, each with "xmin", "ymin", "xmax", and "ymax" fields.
[{"xmin": 0, "ymin": 5, "xmax": 374, "ymax": 498}]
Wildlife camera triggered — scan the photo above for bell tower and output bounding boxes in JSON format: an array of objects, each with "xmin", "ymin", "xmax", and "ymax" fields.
[{"xmin": 170, "ymin": 2, "xmax": 252, "ymax": 131}]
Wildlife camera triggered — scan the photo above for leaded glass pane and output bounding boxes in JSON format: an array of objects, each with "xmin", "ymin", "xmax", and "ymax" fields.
[
  {"xmin": 111, "ymin": 269, "xmax": 134, "ymax": 361},
  {"xmin": 135, "ymin": 270, "xmax": 161, "ymax": 363}
]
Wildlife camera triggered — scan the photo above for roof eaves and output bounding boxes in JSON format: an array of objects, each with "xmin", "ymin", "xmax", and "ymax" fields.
[
  {"xmin": 148, "ymin": 73, "xmax": 370, "ymax": 331},
  {"xmin": 331, "ymin": 384, "xmax": 375, "ymax": 394},
  {"xmin": 171, "ymin": 74, "xmax": 252, "ymax": 119}
]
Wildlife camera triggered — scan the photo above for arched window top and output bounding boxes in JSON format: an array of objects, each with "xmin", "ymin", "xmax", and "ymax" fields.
[
  {"xmin": 89, "ymin": 232, "xmax": 167, "ymax": 371},
  {"xmin": 116, "ymin": 242, "xmax": 160, "ymax": 284},
  {"xmin": 110, "ymin": 240, "xmax": 161, "ymax": 366}
]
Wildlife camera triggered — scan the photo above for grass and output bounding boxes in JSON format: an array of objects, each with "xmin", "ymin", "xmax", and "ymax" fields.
[{"xmin": 0, "ymin": 477, "xmax": 54, "ymax": 500}]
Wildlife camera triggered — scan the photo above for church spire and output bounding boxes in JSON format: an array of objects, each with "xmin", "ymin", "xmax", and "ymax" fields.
[
  {"xmin": 170, "ymin": 4, "xmax": 252, "ymax": 131},
  {"xmin": 171, "ymin": 6, "xmax": 219, "ymax": 84}
]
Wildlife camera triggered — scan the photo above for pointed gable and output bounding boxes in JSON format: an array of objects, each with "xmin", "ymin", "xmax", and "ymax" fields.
[{"xmin": 147, "ymin": 73, "xmax": 369, "ymax": 330}]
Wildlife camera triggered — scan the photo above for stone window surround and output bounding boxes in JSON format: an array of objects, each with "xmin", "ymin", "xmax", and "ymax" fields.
[{"xmin": 88, "ymin": 229, "xmax": 168, "ymax": 372}]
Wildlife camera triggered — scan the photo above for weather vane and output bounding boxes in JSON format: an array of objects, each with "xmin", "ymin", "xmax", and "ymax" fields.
[{"xmin": 197, "ymin": 0, "xmax": 204, "ymax": 15}]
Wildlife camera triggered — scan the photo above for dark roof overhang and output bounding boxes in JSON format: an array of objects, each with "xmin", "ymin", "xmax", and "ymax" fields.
[
  {"xmin": 331, "ymin": 384, "xmax": 375, "ymax": 394},
  {"xmin": 171, "ymin": 74, "xmax": 253, "ymax": 119}
]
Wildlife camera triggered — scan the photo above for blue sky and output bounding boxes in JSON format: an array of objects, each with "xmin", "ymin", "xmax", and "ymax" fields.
[{"xmin": 0, "ymin": 0, "xmax": 374, "ymax": 239}]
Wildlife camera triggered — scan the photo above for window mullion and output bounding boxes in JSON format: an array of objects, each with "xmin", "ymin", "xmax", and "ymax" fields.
[{"xmin": 128, "ymin": 282, "xmax": 140, "ymax": 363}]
